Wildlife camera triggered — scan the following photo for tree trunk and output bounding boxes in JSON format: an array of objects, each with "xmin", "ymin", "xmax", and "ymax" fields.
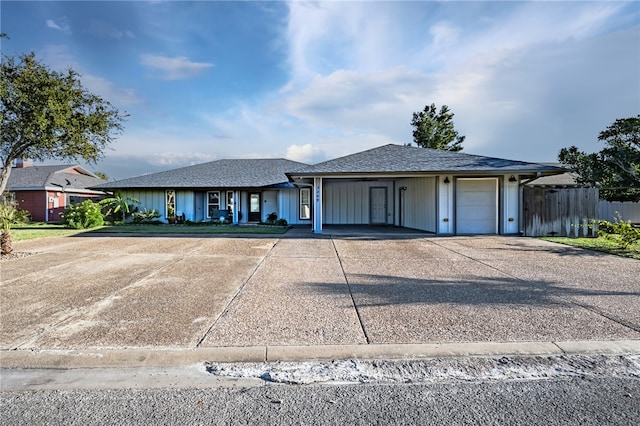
[
  {"xmin": 1, "ymin": 230, "xmax": 13, "ymax": 255},
  {"xmin": 0, "ymin": 160, "xmax": 13, "ymax": 196}
]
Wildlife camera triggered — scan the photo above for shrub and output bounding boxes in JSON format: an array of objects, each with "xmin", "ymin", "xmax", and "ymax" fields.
[
  {"xmin": 62, "ymin": 200, "xmax": 104, "ymax": 229},
  {"xmin": 131, "ymin": 208, "xmax": 161, "ymax": 224},
  {"xmin": 266, "ymin": 212, "xmax": 278, "ymax": 224},
  {"xmin": 0, "ymin": 203, "xmax": 30, "ymax": 255},
  {"xmin": 274, "ymin": 218, "xmax": 288, "ymax": 226},
  {"xmin": 596, "ymin": 214, "xmax": 640, "ymax": 249}
]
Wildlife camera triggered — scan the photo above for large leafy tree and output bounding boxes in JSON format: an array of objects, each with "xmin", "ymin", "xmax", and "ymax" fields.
[
  {"xmin": 410, "ymin": 103, "xmax": 465, "ymax": 152},
  {"xmin": 558, "ymin": 115, "xmax": 640, "ymax": 202},
  {"xmin": 0, "ymin": 49, "xmax": 126, "ymax": 195}
]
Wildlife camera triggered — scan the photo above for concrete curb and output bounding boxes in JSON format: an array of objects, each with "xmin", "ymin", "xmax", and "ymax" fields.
[{"xmin": 2, "ymin": 340, "xmax": 639, "ymax": 369}]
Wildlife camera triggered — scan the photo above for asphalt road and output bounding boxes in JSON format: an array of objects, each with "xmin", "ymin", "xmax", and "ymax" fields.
[
  {"xmin": 2, "ymin": 377, "xmax": 638, "ymax": 425},
  {"xmin": 2, "ymin": 354, "xmax": 639, "ymax": 425}
]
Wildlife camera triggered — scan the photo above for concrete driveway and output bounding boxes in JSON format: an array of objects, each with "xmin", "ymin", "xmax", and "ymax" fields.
[{"xmin": 1, "ymin": 228, "xmax": 639, "ymax": 364}]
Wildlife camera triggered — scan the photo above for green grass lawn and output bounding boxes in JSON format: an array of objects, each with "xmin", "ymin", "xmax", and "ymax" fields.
[
  {"xmin": 8, "ymin": 222, "xmax": 288, "ymax": 242},
  {"xmin": 541, "ymin": 236, "xmax": 640, "ymax": 260},
  {"xmin": 10, "ymin": 223, "xmax": 88, "ymax": 241},
  {"xmin": 88, "ymin": 224, "xmax": 289, "ymax": 235}
]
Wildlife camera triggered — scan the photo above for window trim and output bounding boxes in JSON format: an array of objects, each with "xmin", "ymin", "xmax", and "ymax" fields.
[{"xmin": 299, "ymin": 187, "xmax": 311, "ymax": 220}]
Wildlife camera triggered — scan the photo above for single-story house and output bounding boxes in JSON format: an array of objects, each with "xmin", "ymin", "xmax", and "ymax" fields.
[
  {"xmin": 4, "ymin": 159, "xmax": 107, "ymax": 222},
  {"xmin": 95, "ymin": 144, "xmax": 564, "ymax": 235},
  {"xmin": 94, "ymin": 158, "xmax": 311, "ymax": 226}
]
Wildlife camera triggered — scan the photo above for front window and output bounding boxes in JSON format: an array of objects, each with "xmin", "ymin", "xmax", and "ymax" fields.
[
  {"xmin": 300, "ymin": 188, "xmax": 311, "ymax": 219},
  {"xmin": 207, "ymin": 191, "xmax": 220, "ymax": 218},
  {"xmin": 166, "ymin": 190, "xmax": 176, "ymax": 217}
]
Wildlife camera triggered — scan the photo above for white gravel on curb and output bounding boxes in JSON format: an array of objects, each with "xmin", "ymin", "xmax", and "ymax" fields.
[{"xmin": 205, "ymin": 354, "xmax": 640, "ymax": 385}]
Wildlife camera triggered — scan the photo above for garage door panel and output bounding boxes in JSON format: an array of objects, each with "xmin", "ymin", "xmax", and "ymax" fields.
[
  {"xmin": 456, "ymin": 179, "xmax": 497, "ymax": 234},
  {"xmin": 458, "ymin": 192, "xmax": 494, "ymax": 205},
  {"xmin": 458, "ymin": 206, "xmax": 494, "ymax": 221}
]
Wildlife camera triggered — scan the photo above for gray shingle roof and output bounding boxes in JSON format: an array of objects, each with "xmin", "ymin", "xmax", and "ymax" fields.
[
  {"xmin": 525, "ymin": 172, "xmax": 579, "ymax": 186},
  {"xmin": 94, "ymin": 158, "xmax": 309, "ymax": 190},
  {"xmin": 6, "ymin": 165, "xmax": 106, "ymax": 192},
  {"xmin": 287, "ymin": 144, "xmax": 565, "ymax": 176}
]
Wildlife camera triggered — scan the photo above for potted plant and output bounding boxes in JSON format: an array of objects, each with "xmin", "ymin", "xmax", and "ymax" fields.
[{"xmin": 167, "ymin": 206, "xmax": 176, "ymax": 224}]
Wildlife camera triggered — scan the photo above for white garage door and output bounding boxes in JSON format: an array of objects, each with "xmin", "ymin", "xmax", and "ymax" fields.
[{"xmin": 456, "ymin": 178, "xmax": 498, "ymax": 234}]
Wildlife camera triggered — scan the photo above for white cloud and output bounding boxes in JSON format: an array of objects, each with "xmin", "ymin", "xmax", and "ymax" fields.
[
  {"xmin": 275, "ymin": 1, "xmax": 639, "ymax": 163},
  {"xmin": 285, "ymin": 144, "xmax": 326, "ymax": 164},
  {"xmin": 65, "ymin": 1, "xmax": 639, "ymax": 180},
  {"xmin": 429, "ymin": 21, "xmax": 460, "ymax": 52},
  {"xmin": 46, "ymin": 18, "xmax": 71, "ymax": 35},
  {"xmin": 140, "ymin": 54, "xmax": 214, "ymax": 80},
  {"xmin": 87, "ymin": 20, "xmax": 135, "ymax": 39},
  {"xmin": 81, "ymin": 75, "xmax": 144, "ymax": 107},
  {"xmin": 282, "ymin": 67, "xmax": 432, "ymax": 143}
]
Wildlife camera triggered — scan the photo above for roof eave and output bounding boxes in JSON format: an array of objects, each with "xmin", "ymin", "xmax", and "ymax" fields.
[{"xmin": 287, "ymin": 168, "xmax": 565, "ymax": 179}]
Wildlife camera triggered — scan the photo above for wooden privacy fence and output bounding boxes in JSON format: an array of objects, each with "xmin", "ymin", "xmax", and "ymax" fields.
[
  {"xmin": 598, "ymin": 201, "xmax": 640, "ymax": 223},
  {"xmin": 523, "ymin": 187, "xmax": 599, "ymax": 237}
]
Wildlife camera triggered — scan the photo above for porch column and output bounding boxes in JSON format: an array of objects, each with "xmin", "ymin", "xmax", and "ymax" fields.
[
  {"xmin": 233, "ymin": 190, "xmax": 240, "ymax": 224},
  {"xmin": 313, "ymin": 177, "xmax": 323, "ymax": 233},
  {"xmin": 277, "ymin": 190, "xmax": 283, "ymax": 221}
]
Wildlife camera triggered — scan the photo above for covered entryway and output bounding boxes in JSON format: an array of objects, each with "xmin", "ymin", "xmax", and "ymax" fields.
[
  {"xmin": 456, "ymin": 178, "xmax": 498, "ymax": 234},
  {"xmin": 322, "ymin": 180, "xmax": 393, "ymax": 225}
]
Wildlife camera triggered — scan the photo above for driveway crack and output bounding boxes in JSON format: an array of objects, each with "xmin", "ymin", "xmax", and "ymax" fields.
[
  {"xmin": 330, "ymin": 237, "xmax": 370, "ymax": 344},
  {"xmin": 194, "ymin": 240, "xmax": 279, "ymax": 348}
]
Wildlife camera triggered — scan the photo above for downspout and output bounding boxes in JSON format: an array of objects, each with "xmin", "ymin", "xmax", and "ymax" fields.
[
  {"xmin": 519, "ymin": 181, "xmax": 524, "ymax": 235},
  {"xmin": 392, "ymin": 180, "xmax": 396, "ymax": 225},
  {"xmin": 399, "ymin": 185, "xmax": 407, "ymax": 227}
]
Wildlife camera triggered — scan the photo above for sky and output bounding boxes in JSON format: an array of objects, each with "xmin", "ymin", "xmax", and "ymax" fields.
[{"xmin": 2, "ymin": 0, "xmax": 639, "ymax": 180}]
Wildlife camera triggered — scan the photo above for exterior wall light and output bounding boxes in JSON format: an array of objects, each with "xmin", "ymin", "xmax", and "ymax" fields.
[
  {"xmin": 508, "ymin": 175, "xmax": 517, "ymax": 183},
  {"xmin": 443, "ymin": 177, "xmax": 450, "ymax": 184}
]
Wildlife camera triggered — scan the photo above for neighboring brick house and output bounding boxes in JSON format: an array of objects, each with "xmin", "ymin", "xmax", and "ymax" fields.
[{"xmin": 4, "ymin": 160, "xmax": 107, "ymax": 222}]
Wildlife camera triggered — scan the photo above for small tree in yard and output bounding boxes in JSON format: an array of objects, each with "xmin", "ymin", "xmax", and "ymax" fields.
[{"xmin": 99, "ymin": 192, "xmax": 140, "ymax": 223}]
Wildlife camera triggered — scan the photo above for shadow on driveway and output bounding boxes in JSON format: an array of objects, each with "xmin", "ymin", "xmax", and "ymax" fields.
[{"xmin": 307, "ymin": 274, "xmax": 640, "ymax": 308}]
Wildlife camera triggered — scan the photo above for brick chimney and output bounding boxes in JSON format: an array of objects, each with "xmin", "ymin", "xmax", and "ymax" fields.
[{"xmin": 15, "ymin": 158, "xmax": 33, "ymax": 168}]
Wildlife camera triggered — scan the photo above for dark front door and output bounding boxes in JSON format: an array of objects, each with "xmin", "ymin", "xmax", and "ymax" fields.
[{"xmin": 249, "ymin": 192, "xmax": 261, "ymax": 222}]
